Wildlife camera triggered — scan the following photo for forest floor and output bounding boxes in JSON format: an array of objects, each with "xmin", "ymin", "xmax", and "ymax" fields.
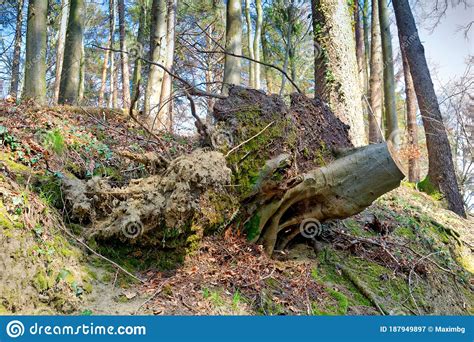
[{"xmin": 0, "ymin": 100, "xmax": 472, "ymax": 316}]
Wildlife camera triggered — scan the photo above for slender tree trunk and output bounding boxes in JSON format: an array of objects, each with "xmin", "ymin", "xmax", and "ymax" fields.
[
  {"xmin": 400, "ymin": 44, "xmax": 419, "ymax": 183},
  {"xmin": 261, "ymin": 24, "xmax": 274, "ymax": 93},
  {"xmin": 392, "ymin": 0, "xmax": 466, "ymax": 217},
  {"xmin": 158, "ymin": 0, "xmax": 177, "ymax": 131},
  {"xmin": 354, "ymin": 0, "xmax": 367, "ymax": 93},
  {"xmin": 280, "ymin": 0, "xmax": 293, "ymax": 95},
  {"xmin": 131, "ymin": 0, "xmax": 147, "ymax": 110},
  {"xmin": 145, "ymin": 0, "xmax": 168, "ymax": 124},
  {"xmin": 10, "ymin": 0, "xmax": 24, "ymax": 99},
  {"xmin": 222, "ymin": 0, "xmax": 242, "ymax": 94},
  {"xmin": 52, "ymin": 0, "xmax": 69, "ymax": 104},
  {"xmin": 379, "ymin": 0, "xmax": 398, "ymax": 144},
  {"xmin": 311, "ymin": 0, "xmax": 366, "ymax": 146},
  {"xmin": 78, "ymin": 39, "xmax": 85, "ymax": 102},
  {"xmin": 111, "ymin": 53, "xmax": 119, "ymax": 108},
  {"xmin": 253, "ymin": 0, "xmax": 263, "ymax": 89},
  {"xmin": 244, "ymin": 0, "xmax": 255, "ymax": 88},
  {"xmin": 109, "ymin": 0, "xmax": 117, "ymax": 108},
  {"xmin": 368, "ymin": 0, "xmax": 383, "ymax": 143},
  {"xmin": 99, "ymin": 0, "xmax": 114, "ymax": 107},
  {"xmin": 362, "ymin": 0, "xmax": 370, "ymax": 70},
  {"xmin": 23, "ymin": 0, "xmax": 48, "ymax": 104},
  {"xmin": 58, "ymin": 0, "xmax": 84, "ymax": 105},
  {"xmin": 118, "ymin": 0, "xmax": 131, "ymax": 108}
]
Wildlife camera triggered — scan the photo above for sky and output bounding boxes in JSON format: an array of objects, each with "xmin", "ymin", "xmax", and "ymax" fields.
[{"xmin": 415, "ymin": 2, "xmax": 473, "ymax": 90}]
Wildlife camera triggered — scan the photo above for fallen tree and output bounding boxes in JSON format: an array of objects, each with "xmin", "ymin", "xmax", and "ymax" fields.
[{"xmin": 62, "ymin": 87, "xmax": 405, "ymax": 257}]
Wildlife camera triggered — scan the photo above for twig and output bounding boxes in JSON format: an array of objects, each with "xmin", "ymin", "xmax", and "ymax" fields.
[
  {"xmin": 129, "ymin": 80, "xmax": 171, "ymax": 162},
  {"xmin": 57, "ymin": 222, "xmax": 145, "ymax": 284},
  {"xmin": 134, "ymin": 280, "xmax": 169, "ymax": 315},
  {"xmin": 225, "ymin": 121, "xmax": 274, "ymax": 157}
]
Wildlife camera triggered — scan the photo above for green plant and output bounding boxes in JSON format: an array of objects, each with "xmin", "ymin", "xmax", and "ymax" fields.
[{"xmin": 43, "ymin": 129, "xmax": 65, "ymax": 155}]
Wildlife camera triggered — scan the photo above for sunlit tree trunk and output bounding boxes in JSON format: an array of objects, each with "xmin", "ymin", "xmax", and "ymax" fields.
[
  {"xmin": 368, "ymin": 0, "xmax": 383, "ymax": 143},
  {"xmin": 52, "ymin": 0, "xmax": 69, "ymax": 104},
  {"xmin": 222, "ymin": 0, "xmax": 242, "ymax": 93},
  {"xmin": 99, "ymin": 0, "xmax": 114, "ymax": 107},
  {"xmin": 354, "ymin": 0, "xmax": 367, "ymax": 94},
  {"xmin": 58, "ymin": 0, "xmax": 84, "ymax": 105},
  {"xmin": 379, "ymin": 0, "xmax": 398, "ymax": 144},
  {"xmin": 393, "ymin": 0, "xmax": 466, "ymax": 217},
  {"xmin": 131, "ymin": 0, "xmax": 147, "ymax": 109},
  {"xmin": 10, "ymin": 0, "xmax": 24, "ymax": 99},
  {"xmin": 261, "ymin": 24, "xmax": 274, "ymax": 93},
  {"xmin": 244, "ymin": 0, "xmax": 255, "ymax": 88},
  {"xmin": 253, "ymin": 0, "xmax": 263, "ymax": 89},
  {"xmin": 159, "ymin": 0, "xmax": 177, "ymax": 130},
  {"xmin": 118, "ymin": 0, "xmax": 131, "ymax": 108},
  {"xmin": 23, "ymin": 0, "xmax": 48, "ymax": 104},
  {"xmin": 145, "ymin": 0, "xmax": 168, "ymax": 125},
  {"xmin": 108, "ymin": 0, "xmax": 117, "ymax": 108}
]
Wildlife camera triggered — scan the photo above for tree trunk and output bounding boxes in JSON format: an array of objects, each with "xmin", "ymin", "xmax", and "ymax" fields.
[
  {"xmin": 158, "ymin": 0, "xmax": 177, "ymax": 131},
  {"xmin": 311, "ymin": 0, "xmax": 366, "ymax": 146},
  {"xmin": 253, "ymin": 0, "xmax": 263, "ymax": 89},
  {"xmin": 244, "ymin": 0, "xmax": 255, "ymax": 88},
  {"xmin": 58, "ymin": 0, "xmax": 84, "ymax": 105},
  {"xmin": 379, "ymin": 0, "xmax": 398, "ymax": 144},
  {"xmin": 392, "ymin": 0, "xmax": 466, "ymax": 217},
  {"xmin": 222, "ymin": 0, "xmax": 242, "ymax": 94},
  {"xmin": 362, "ymin": 0, "xmax": 370, "ymax": 69},
  {"xmin": 52, "ymin": 0, "xmax": 69, "ymax": 104},
  {"xmin": 280, "ymin": 0, "xmax": 294, "ymax": 95},
  {"xmin": 368, "ymin": 0, "xmax": 383, "ymax": 143},
  {"xmin": 354, "ymin": 0, "xmax": 366, "ymax": 93},
  {"xmin": 256, "ymin": 142, "xmax": 405, "ymax": 255},
  {"xmin": 131, "ymin": 0, "xmax": 147, "ymax": 110},
  {"xmin": 261, "ymin": 24, "xmax": 274, "ymax": 93},
  {"xmin": 99, "ymin": 0, "xmax": 114, "ymax": 107},
  {"xmin": 78, "ymin": 39, "xmax": 85, "ymax": 102},
  {"xmin": 109, "ymin": 0, "xmax": 118, "ymax": 108},
  {"xmin": 23, "ymin": 0, "xmax": 48, "ymax": 104},
  {"xmin": 400, "ymin": 44, "xmax": 420, "ymax": 183},
  {"xmin": 117, "ymin": 0, "xmax": 131, "ymax": 108},
  {"xmin": 145, "ymin": 0, "xmax": 168, "ymax": 125},
  {"xmin": 10, "ymin": 0, "xmax": 24, "ymax": 99}
]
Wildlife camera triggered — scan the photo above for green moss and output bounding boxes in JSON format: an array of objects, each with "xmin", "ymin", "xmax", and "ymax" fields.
[
  {"xmin": 312, "ymin": 288, "xmax": 348, "ymax": 315},
  {"xmin": 417, "ymin": 176, "xmax": 443, "ymax": 200},
  {"xmin": 244, "ymin": 214, "xmax": 261, "ymax": 241},
  {"xmin": 33, "ymin": 271, "xmax": 53, "ymax": 291}
]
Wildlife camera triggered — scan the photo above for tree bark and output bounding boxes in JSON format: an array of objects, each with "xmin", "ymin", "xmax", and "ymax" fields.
[
  {"xmin": 118, "ymin": 0, "xmax": 131, "ymax": 108},
  {"xmin": 131, "ymin": 0, "xmax": 147, "ymax": 110},
  {"xmin": 23, "ymin": 0, "xmax": 48, "ymax": 104},
  {"xmin": 261, "ymin": 24, "xmax": 274, "ymax": 93},
  {"xmin": 10, "ymin": 0, "xmax": 24, "ymax": 99},
  {"xmin": 354, "ymin": 0, "xmax": 367, "ymax": 94},
  {"xmin": 253, "ymin": 0, "xmax": 263, "ymax": 89},
  {"xmin": 280, "ymin": 0, "xmax": 294, "ymax": 95},
  {"xmin": 145, "ymin": 0, "xmax": 168, "ymax": 125},
  {"xmin": 109, "ymin": 0, "xmax": 118, "ymax": 108},
  {"xmin": 222, "ymin": 0, "xmax": 242, "ymax": 94},
  {"xmin": 400, "ymin": 44, "xmax": 420, "ymax": 183},
  {"xmin": 368, "ymin": 0, "xmax": 383, "ymax": 143},
  {"xmin": 379, "ymin": 0, "xmax": 399, "ymax": 144},
  {"xmin": 244, "ymin": 0, "xmax": 255, "ymax": 88},
  {"xmin": 58, "ymin": 0, "xmax": 84, "ymax": 105},
  {"xmin": 158, "ymin": 0, "xmax": 177, "ymax": 131},
  {"xmin": 255, "ymin": 142, "xmax": 405, "ymax": 255},
  {"xmin": 392, "ymin": 0, "xmax": 466, "ymax": 217},
  {"xmin": 52, "ymin": 0, "xmax": 69, "ymax": 104},
  {"xmin": 99, "ymin": 0, "xmax": 114, "ymax": 107},
  {"xmin": 311, "ymin": 0, "xmax": 366, "ymax": 146}
]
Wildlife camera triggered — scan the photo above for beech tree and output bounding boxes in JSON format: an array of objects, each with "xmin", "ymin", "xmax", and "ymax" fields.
[
  {"xmin": 58, "ymin": 0, "xmax": 85, "ymax": 105},
  {"xmin": 23, "ymin": 0, "xmax": 48, "ymax": 104},
  {"xmin": 222, "ymin": 0, "xmax": 242, "ymax": 93},
  {"xmin": 9, "ymin": 0, "xmax": 24, "ymax": 99},
  {"xmin": 118, "ymin": 0, "xmax": 131, "ymax": 108},
  {"xmin": 53, "ymin": 0, "xmax": 69, "ymax": 104}
]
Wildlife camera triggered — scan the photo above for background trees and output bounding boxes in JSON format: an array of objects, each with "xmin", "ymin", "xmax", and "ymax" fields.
[{"xmin": 0, "ymin": 0, "xmax": 470, "ymax": 216}]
